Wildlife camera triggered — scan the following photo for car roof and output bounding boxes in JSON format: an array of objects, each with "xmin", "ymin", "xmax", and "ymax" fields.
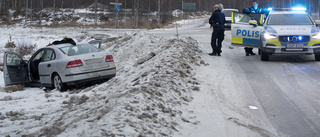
[
  {"xmin": 46, "ymin": 43, "xmax": 90, "ymax": 48},
  {"xmin": 222, "ymin": 9, "xmax": 238, "ymax": 11}
]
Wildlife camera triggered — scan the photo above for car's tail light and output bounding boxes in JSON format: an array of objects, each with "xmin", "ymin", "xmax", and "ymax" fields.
[
  {"xmin": 105, "ymin": 55, "xmax": 114, "ymax": 62},
  {"xmin": 66, "ymin": 59, "xmax": 83, "ymax": 68}
]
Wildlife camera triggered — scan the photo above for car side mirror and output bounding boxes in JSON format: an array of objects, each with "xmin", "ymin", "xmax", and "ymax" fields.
[
  {"xmin": 249, "ymin": 20, "xmax": 258, "ymax": 27},
  {"xmin": 315, "ymin": 20, "xmax": 320, "ymax": 27}
]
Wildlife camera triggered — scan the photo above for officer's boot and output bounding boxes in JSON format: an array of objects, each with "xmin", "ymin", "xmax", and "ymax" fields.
[
  {"xmin": 209, "ymin": 52, "xmax": 216, "ymax": 56},
  {"xmin": 245, "ymin": 51, "xmax": 250, "ymax": 56},
  {"xmin": 249, "ymin": 51, "xmax": 256, "ymax": 55}
]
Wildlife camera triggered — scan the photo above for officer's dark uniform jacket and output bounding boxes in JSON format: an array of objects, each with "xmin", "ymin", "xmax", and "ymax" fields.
[
  {"xmin": 209, "ymin": 9, "xmax": 225, "ymax": 55},
  {"xmin": 209, "ymin": 9, "xmax": 225, "ymax": 30}
]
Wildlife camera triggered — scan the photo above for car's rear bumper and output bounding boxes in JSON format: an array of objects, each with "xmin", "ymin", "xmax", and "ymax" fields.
[{"xmin": 64, "ymin": 67, "xmax": 116, "ymax": 83}]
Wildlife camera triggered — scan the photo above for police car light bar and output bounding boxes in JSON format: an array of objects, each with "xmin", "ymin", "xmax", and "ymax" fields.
[
  {"xmin": 268, "ymin": 7, "xmax": 306, "ymax": 12},
  {"xmin": 292, "ymin": 7, "xmax": 306, "ymax": 11}
]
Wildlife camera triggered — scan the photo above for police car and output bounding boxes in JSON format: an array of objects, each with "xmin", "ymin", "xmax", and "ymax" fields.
[{"xmin": 231, "ymin": 7, "xmax": 320, "ymax": 61}]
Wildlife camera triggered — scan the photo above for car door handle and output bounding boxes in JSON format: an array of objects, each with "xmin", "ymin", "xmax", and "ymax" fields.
[
  {"xmin": 47, "ymin": 64, "xmax": 51, "ymax": 67},
  {"xmin": 233, "ymin": 26, "xmax": 240, "ymax": 29}
]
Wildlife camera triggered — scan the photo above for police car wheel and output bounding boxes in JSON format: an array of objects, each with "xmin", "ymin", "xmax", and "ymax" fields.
[
  {"xmin": 261, "ymin": 51, "xmax": 269, "ymax": 61},
  {"xmin": 315, "ymin": 54, "xmax": 320, "ymax": 61},
  {"xmin": 258, "ymin": 49, "xmax": 261, "ymax": 55}
]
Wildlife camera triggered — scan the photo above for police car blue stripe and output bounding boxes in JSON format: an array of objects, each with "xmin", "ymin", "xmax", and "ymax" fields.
[{"xmin": 243, "ymin": 38, "xmax": 260, "ymax": 46}]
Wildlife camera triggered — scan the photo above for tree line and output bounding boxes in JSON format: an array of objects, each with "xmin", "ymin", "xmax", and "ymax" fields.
[
  {"xmin": 1, "ymin": 0, "xmax": 319, "ymax": 12},
  {"xmin": 0, "ymin": 0, "xmax": 319, "ymax": 27}
]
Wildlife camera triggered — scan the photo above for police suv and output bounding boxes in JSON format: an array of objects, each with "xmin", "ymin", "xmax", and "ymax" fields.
[{"xmin": 231, "ymin": 8, "xmax": 320, "ymax": 61}]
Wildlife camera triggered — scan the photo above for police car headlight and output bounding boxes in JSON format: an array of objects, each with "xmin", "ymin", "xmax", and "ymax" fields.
[
  {"xmin": 264, "ymin": 33, "xmax": 277, "ymax": 39},
  {"xmin": 312, "ymin": 33, "xmax": 320, "ymax": 39}
]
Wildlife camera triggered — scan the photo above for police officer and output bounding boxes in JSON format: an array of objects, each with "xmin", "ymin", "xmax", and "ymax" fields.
[
  {"xmin": 209, "ymin": 4, "xmax": 225, "ymax": 56},
  {"xmin": 242, "ymin": 0, "xmax": 261, "ymax": 56}
]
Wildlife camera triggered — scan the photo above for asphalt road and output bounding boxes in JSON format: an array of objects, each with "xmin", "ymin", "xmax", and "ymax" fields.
[{"xmin": 151, "ymin": 19, "xmax": 320, "ymax": 137}]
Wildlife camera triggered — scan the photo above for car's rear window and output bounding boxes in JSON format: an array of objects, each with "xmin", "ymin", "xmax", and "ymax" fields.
[
  {"xmin": 60, "ymin": 44, "xmax": 100, "ymax": 56},
  {"xmin": 267, "ymin": 14, "xmax": 313, "ymax": 25}
]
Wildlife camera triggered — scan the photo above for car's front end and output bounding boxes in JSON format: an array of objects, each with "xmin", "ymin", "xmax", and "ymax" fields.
[
  {"xmin": 261, "ymin": 25, "xmax": 320, "ymax": 54},
  {"xmin": 260, "ymin": 10, "xmax": 320, "ymax": 60}
]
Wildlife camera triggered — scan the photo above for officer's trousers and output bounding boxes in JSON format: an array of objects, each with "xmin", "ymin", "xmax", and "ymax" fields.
[{"xmin": 211, "ymin": 28, "xmax": 225, "ymax": 54}]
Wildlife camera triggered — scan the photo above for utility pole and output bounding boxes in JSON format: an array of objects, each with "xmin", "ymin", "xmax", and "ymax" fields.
[{"xmin": 110, "ymin": 0, "xmax": 122, "ymax": 29}]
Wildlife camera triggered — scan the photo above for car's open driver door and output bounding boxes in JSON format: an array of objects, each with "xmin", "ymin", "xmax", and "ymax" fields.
[
  {"xmin": 89, "ymin": 39, "xmax": 102, "ymax": 49},
  {"xmin": 3, "ymin": 52, "xmax": 28, "ymax": 86}
]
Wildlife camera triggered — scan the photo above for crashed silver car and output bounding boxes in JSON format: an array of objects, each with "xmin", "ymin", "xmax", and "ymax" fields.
[{"xmin": 3, "ymin": 39, "xmax": 116, "ymax": 91}]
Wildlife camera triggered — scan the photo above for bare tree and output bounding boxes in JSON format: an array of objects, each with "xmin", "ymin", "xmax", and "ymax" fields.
[
  {"xmin": 39, "ymin": 0, "xmax": 43, "ymax": 26},
  {"xmin": 157, "ymin": 0, "xmax": 160, "ymax": 25},
  {"xmin": 53, "ymin": 0, "xmax": 55, "ymax": 26},
  {"xmin": 30, "ymin": 0, "xmax": 33, "ymax": 22},
  {"xmin": 94, "ymin": 0, "xmax": 97, "ymax": 25}
]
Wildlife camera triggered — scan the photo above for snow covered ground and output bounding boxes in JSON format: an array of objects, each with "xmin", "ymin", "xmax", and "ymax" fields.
[{"xmin": 0, "ymin": 18, "xmax": 283, "ymax": 137}]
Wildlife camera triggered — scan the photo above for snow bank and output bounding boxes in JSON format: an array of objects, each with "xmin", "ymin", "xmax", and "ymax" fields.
[{"xmin": 0, "ymin": 32, "xmax": 204, "ymax": 136}]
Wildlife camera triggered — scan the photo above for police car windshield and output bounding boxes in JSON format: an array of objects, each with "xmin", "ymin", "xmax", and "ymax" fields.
[{"xmin": 267, "ymin": 14, "xmax": 313, "ymax": 25}]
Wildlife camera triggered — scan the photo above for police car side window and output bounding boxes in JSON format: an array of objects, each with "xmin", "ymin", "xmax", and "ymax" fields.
[{"xmin": 234, "ymin": 14, "xmax": 251, "ymax": 24}]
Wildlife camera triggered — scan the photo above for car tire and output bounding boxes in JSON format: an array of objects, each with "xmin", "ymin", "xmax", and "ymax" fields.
[
  {"xmin": 315, "ymin": 54, "xmax": 320, "ymax": 61},
  {"xmin": 53, "ymin": 74, "xmax": 67, "ymax": 91},
  {"xmin": 261, "ymin": 50, "xmax": 269, "ymax": 61}
]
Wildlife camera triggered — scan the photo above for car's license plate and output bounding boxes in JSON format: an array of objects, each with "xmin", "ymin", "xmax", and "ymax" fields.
[
  {"xmin": 287, "ymin": 44, "xmax": 304, "ymax": 48},
  {"xmin": 86, "ymin": 58, "xmax": 103, "ymax": 65}
]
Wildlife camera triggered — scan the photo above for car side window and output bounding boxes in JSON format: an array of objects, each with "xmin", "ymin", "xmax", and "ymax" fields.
[
  {"xmin": 233, "ymin": 13, "xmax": 251, "ymax": 24},
  {"xmin": 233, "ymin": 13, "xmax": 263, "ymax": 25},
  {"xmin": 6, "ymin": 53, "xmax": 23, "ymax": 65},
  {"xmin": 32, "ymin": 50, "xmax": 44, "ymax": 62},
  {"xmin": 42, "ymin": 49, "xmax": 55, "ymax": 62}
]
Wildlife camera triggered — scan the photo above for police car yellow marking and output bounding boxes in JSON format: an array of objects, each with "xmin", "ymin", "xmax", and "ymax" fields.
[
  {"xmin": 308, "ymin": 39, "xmax": 320, "ymax": 46},
  {"xmin": 238, "ymin": 15, "xmax": 244, "ymax": 22},
  {"xmin": 259, "ymin": 14, "xmax": 263, "ymax": 24},
  {"xmin": 232, "ymin": 37, "xmax": 243, "ymax": 44},
  {"xmin": 232, "ymin": 37, "xmax": 260, "ymax": 46},
  {"xmin": 267, "ymin": 39, "xmax": 281, "ymax": 46},
  {"xmin": 231, "ymin": 12, "xmax": 234, "ymax": 23},
  {"xmin": 249, "ymin": 21, "xmax": 257, "ymax": 25}
]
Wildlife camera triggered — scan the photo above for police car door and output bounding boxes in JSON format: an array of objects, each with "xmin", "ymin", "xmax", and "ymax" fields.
[{"xmin": 231, "ymin": 12, "xmax": 264, "ymax": 48}]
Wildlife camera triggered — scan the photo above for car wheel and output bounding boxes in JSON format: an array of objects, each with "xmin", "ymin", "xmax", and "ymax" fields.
[
  {"xmin": 315, "ymin": 54, "xmax": 320, "ymax": 61},
  {"xmin": 53, "ymin": 74, "xmax": 67, "ymax": 91},
  {"xmin": 261, "ymin": 50, "xmax": 269, "ymax": 61}
]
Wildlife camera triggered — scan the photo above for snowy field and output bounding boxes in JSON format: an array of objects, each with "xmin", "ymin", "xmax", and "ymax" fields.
[{"xmin": 0, "ymin": 18, "xmax": 283, "ymax": 137}]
